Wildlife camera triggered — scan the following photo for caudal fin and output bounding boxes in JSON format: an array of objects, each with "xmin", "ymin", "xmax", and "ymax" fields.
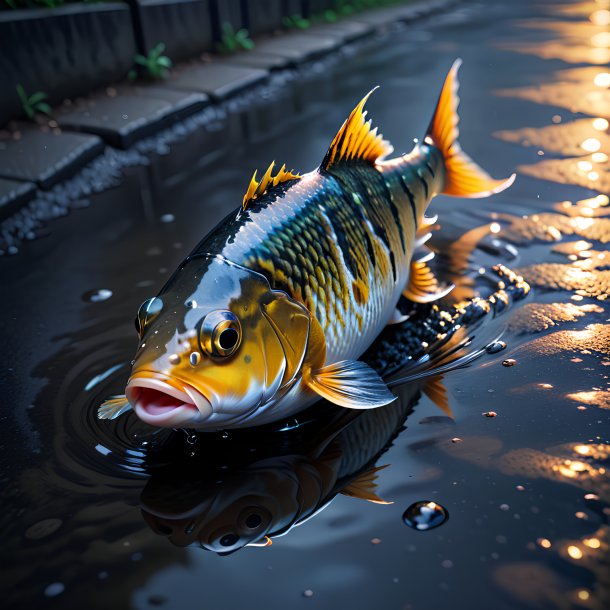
[{"xmin": 425, "ymin": 59, "xmax": 515, "ymax": 198}]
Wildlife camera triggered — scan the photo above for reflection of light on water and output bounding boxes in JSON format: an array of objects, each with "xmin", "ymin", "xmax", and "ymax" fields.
[
  {"xmin": 592, "ymin": 152, "xmax": 608, "ymax": 162},
  {"xmin": 567, "ymin": 545, "xmax": 583, "ymax": 560},
  {"xmin": 588, "ymin": 170, "xmax": 600, "ymax": 180},
  {"xmin": 592, "ymin": 117, "xmax": 609, "ymax": 130},
  {"xmin": 581, "ymin": 137, "xmax": 601, "ymax": 152},
  {"xmin": 591, "ymin": 32, "xmax": 610, "ymax": 47},
  {"xmin": 590, "ymin": 9, "xmax": 610, "ymax": 25},
  {"xmin": 584, "ymin": 538, "xmax": 601, "ymax": 549},
  {"xmin": 578, "ymin": 160, "xmax": 593, "ymax": 171},
  {"xmin": 490, "ymin": 222, "xmax": 501, "ymax": 234},
  {"xmin": 567, "ymin": 390, "xmax": 610, "ymax": 409},
  {"xmin": 593, "ymin": 71, "xmax": 610, "ymax": 86}
]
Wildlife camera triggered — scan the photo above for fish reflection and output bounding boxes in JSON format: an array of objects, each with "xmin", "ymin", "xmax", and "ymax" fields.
[{"xmin": 140, "ymin": 381, "xmax": 426, "ymax": 554}]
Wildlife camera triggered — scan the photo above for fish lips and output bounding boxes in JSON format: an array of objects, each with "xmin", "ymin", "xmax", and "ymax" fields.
[{"xmin": 126, "ymin": 375, "xmax": 213, "ymax": 427}]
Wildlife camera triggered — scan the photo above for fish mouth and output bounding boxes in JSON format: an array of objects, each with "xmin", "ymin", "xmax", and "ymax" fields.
[{"xmin": 126, "ymin": 375, "xmax": 213, "ymax": 427}]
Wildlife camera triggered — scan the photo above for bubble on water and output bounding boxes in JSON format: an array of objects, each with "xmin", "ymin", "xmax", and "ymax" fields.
[
  {"xmin": 221, "ymin": 431, "xmax": 229, "ymax": 439},
  {"xmin": 44, "ymin": 582, "xmax": 64, "ymax": 597},
  {"xmin": 186, "ymin": 434, "xmax": 198, "ymax": 445},
  {"xmin": 82, "ymin": 288, "xmax": 113, "ymax": 303},
  {"xmin": 486, "ymin": 340, "xmax": 507, "ymax": 354},
  {"xmin": 502, "ymin": 359, "xmax": 517, "ymax": 367},
  {"xmin": 402, "ymin": 501, "xmax": 449, "ymax": 531}
]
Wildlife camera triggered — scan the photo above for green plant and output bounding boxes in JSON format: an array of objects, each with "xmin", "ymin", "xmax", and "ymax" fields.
[
  {"xmin": 133, "ymin": 43, "xmax": 172, "ymax": 79},
  {"xmin": 217, "ymin": 22, "xmax": 254, "ymax": 53},
  {"xmin": 16, "ymin": 84, "xmax": 52, "ymax": 120},
  {"xmin": 282, "ymin": 14, "xmax": 310, "ymax": 29}
]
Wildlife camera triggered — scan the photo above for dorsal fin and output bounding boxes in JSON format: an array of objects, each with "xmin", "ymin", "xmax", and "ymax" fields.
[
  {"xmin": 321, "ymin": 88, "xmax": 393, "ymax": 170},
  {"xmin": 242, "ymin": 161, "xmax": 301, "ymax": 210}
]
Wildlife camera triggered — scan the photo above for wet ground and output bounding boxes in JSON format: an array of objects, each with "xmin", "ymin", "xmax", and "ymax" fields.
[{"xmin": 1, "ymin": 0, "xmax": 609, "ymax": 608}]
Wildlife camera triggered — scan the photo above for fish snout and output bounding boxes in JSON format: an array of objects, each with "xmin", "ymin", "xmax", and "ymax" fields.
[{"xmin": 126, "ymin": 375, "xmax": 213, "ymax": 427}]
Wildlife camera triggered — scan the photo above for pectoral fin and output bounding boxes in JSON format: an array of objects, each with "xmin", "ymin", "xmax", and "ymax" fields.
[
  {"xmin": 341, "ymin": 464, "xmax": 393, "ymax": 504},
  {"xmin": 305, "ymin": 360, "xmax": 396, "ymax": 410},
  {"xmin": 98, "ymin": 395, "xmax": 132, "ymax": 420}
]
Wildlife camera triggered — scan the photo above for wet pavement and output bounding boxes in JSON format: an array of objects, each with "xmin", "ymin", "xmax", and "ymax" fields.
[{"xmin": 1, "ymin": 0, "xmax": 609, "ymax": 609}]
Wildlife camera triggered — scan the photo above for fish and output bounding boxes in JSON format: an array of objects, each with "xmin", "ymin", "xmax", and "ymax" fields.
[
  {"xmin": 140, "ymin": 378, "xmax": 426, "ymax": 554},
  {"xmin": 98, "ymin": 59, "xmax": 515, "ymax": 430}
]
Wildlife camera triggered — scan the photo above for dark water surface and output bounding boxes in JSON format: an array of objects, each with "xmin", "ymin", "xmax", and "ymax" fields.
[{"xmin": 2, "ymin": 1, "xmax": 609, "ymax": 609}]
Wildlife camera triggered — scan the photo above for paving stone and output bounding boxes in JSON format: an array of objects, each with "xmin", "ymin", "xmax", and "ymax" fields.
[
  {"xmin": 167, "ymin": 62, "xmax": 268, "ymax": 101},
  {"xmin": 220, "ymin": 51, "xmax": 291, "ymax": 71},
  {"xmin": 58, "ymin": 89, "xmax": 208, "ymax": 149},
  {"xmin": 0, "ymin": 129, "xmax": 104, "ymax": 190},
  {"xmin": 252, "ymin": 32, "xmax": 340, "ymax": 64},
  {"xmin": 306, "ymin": 19, "xmax": 373, "ymax": 43},
  {"xmin": 0, "ymin": 178, "xmax": 36, "ymax": 221}
]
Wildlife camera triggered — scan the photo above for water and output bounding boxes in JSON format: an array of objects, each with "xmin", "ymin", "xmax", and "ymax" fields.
[{"xmin": 1, "ymin": 0, "xmax": 609, "ymax": 608}]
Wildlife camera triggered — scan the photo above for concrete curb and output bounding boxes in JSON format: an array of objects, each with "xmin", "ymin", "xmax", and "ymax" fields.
[{"xmin": 0, "ymin": 0, "xmax": 463, "ymax": 256}]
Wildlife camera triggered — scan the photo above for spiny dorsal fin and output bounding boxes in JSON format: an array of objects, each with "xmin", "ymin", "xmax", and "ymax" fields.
[
  {"xmin": 340, "ymin": 464, "xmax": 393, "ymax": 504},
  {"xmin": 242, "ymin": 161, "xmax": 301, "ymax": 210},
  {"xmin": 322, "ymin": 88, "xmax": 393, "ymax": 170}
]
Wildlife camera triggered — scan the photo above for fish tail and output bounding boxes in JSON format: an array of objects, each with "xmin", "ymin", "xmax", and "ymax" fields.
[{"xmin": 425, "ymin": 59, "xmax": 515, "ymax": 198}]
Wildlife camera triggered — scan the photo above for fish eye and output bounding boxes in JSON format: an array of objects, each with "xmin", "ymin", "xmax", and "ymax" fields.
[
  {"xmin": 199, "ymin": 310, "xmax": 242, "ymax": 358},
  {"xmin": 219, "ymin": 533, "xmax": 239, "ymax": 547},
  {"xmin": 135, "ymin": 297, "xmax": 163, "ymax": 337}
]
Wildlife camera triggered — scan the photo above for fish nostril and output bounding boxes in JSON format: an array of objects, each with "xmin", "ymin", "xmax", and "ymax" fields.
[{"xmin": 245, "ymin": 514, "xmax": 262, "ymax": 529}]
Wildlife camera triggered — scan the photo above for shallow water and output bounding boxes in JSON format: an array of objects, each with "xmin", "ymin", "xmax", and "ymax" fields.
[{"xmin": 1, "ymin": 0, "xmax": 609, "ymax": 609}]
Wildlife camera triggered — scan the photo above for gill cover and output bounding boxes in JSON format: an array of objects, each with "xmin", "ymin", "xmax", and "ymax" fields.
[{"xmin": 130, "ymin": 255, "xmax": 313, "ymax": 423}]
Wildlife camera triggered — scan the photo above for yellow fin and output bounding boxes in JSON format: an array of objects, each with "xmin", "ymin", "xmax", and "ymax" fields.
[
  {"xmin": 341, "ymin": 464, "xmax": 393, "ymax": 504},
  {"xmin": 426, "ymin": 59, "xmax": 515, "ymax": 198},
  {"xmin": 403, "ymin": 258, "xmax": 454, "ymax": 304},
  {"xmin": 304, "ymin": 360, "xmax": 396, "ymax": 410},
  {"xmin": 423, "ymin": 376, "xmax": 453, "ymax": 418},
  {"xmin": 242, "ymin": 161, "xmax": 301, "ymax": 210},
  {"xmin": 98, "ymin": 395, "xmax": 132, "ymax": 420},
  {"xmin": 322, "ymin": 88, "xmax": 393, "ymax": 169}
]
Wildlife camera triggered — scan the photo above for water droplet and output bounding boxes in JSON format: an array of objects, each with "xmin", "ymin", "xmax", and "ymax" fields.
[
  {"xmin": 160, "ymin": 213, "xmax": 175, "ymax": 223},
  {"xmin": 44, "ymin": 582, "xmax": 65, "ymax": 597},
  {"xmin": 82, "ymin": 288, "xmax": 113, "ymax": 303},
  {"xmin": 486, "ymin": 340, "xmax": 507, "ymax": 354},
  {"xmin": 189, "ymin": 352, "xmax": 201, "ymax": 366},
  {"xmin": 168, "ymin": 354, "xmax": 180, "ymax": 365},
  {"xmin": 502, "ymin": 359, "xmax": 516, "ymax": 367},
  {"xmin": 303, "ymin": 590, "xmax": 314, "ymax": 598},
  {"xmin": 186, "ymin": 434, "xmax": 198, "ymax": 445},
  {"xmin": 402, "ymin": 501, "xmax": 449, "ymax": 531}
]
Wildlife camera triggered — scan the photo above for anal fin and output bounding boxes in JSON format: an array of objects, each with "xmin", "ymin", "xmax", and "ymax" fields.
[
  {"xmin": 341, "ymin": 464, "xmax": 393, "ymax": 504},
  {"xmin": 98, "ymin": 395, "xmax": 132, "ymax": 420},
  {"xmin": 423, "ymin": 376, "xmax": 453, "ymax": 418}
]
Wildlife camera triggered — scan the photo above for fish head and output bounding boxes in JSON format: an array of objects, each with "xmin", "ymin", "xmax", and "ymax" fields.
[{"xmin": 126, "ymin": 255, "xmax": 312, "ymax": 429}]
